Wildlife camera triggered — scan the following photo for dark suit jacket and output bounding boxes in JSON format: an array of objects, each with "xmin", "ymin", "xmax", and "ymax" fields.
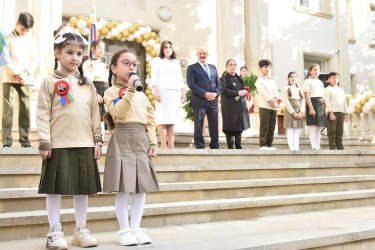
[{"xmin": 186, "ymin": 62, "xmax": 221, "ymax": 108}]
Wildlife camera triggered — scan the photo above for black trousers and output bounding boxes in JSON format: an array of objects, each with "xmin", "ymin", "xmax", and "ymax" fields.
[
  {"xmin": 223, "ymin": 130, "xmax": 243, "ymax": 149},
  {"xmin": 193, "ymin": 102, "xmax": 219, "ymax": 149},
  {"xmin": 259, "ymin": 107, "xmax": 277, "ymax": 147}
]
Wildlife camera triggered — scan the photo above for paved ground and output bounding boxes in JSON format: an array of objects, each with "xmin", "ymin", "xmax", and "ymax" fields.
[{"xmin": 1, "ymin": 206, "xmax": 375, "ymax": 250}]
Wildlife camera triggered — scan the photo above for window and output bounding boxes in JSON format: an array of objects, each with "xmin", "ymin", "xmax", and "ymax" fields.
[
  {"xmin": 346, "ymin": 0, "xmax": 355, "ymax": 43},
  {"xmin": 295, "ymin": 0, "xmax": 333, "ymax": 19},
  {"xmin": 303, "ymin": 57, "xmax": 328, "ymax": 79},
  {"xmin": 371, "ymin": 4, "xmax": 375, "ymax": 46}
]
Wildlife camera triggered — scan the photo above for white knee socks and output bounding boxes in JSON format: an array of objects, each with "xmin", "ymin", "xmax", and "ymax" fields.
[
  {"xmin": 46, "ymin": 194, "xmax": 88, "ymax": 229},
  {"xmin": 309, "ymin": 125, "xmax": 322, "ymax": 149},
  {"xmin": 287, "ymin": 128, "xmax": 300, "ymax": 150},
  {"xmin": 100, "ymin": 121, "xmax": 105, "ymax": 141},
  {"xmin": 73, "ymin": 195, "xmax": 88, "ymax": 227},
  {"xmin": 46, "ymin": 194, "xmax": 61, "ymax": 229},
  {"xmin": 115, "ymin": 192, "xmax": 146, "ymax": 230}
]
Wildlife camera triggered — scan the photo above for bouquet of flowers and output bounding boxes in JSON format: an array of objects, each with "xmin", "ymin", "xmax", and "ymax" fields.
[{"xmin": 234, "ymin": 72, "xmax": 258, "ymax": 101}]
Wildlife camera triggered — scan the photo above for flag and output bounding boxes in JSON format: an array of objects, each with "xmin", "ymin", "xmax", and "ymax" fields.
[
  {"xmin": 88, "ymin": 0, "xmax": 97, "ymax": 59},
  {"xmin": 0, "ymin": 28, "xmax": 13, "ymax": 66}
]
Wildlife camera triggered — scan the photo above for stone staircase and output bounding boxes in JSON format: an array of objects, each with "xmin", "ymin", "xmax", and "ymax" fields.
[{"xmin": 2, "ymin": 135, "xmax": 375, "ymax": 249}]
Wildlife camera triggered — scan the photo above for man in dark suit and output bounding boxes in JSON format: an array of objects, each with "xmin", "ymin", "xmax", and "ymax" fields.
[{"xmin": 187, "ymin": 48, "xmax": 221, "ymax": 149}]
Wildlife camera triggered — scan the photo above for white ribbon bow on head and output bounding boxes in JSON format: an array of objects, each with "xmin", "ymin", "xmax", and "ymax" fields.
[{"xmin": 54, "ymin": 29, "xmax": 88, "ymax": 45}]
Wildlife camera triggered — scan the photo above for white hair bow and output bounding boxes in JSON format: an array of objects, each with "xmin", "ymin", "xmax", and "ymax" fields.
[{"xmin": 54, "ymin": 29, "xmax": 88, "ymax": 45}]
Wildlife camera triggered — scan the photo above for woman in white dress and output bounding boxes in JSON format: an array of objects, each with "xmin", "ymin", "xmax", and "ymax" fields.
[{"xmin": 151, "ymin": 41, "xmax": 186, "ymax": 148}]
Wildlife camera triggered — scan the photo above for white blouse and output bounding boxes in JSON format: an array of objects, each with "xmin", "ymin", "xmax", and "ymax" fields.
[
  {"xmin": 281, "ymin": 84, "xmax": 305, "ymax": 114},
  {"xmin": 150, "ymin": 57, "xmax": 184, "ymax": 90},
  {"xmin": 302, "ymin": 78, "xmax": 325, "ymax": 97}
]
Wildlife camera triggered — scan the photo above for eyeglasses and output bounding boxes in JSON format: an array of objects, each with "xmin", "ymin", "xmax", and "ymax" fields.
[{"xmin": 121, "ymin": 59, "xmax": 141, "ymax": 69}]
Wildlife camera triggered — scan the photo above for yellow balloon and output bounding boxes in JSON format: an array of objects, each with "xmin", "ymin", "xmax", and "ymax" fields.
[
  {"xmin": 77, "ymin": 15, "xmax": 85, "ymax": 20},
  {"xmin": 111, "ymin": 21, "xmax": 118, "ymax": 28},
  {"xmin": 136, "ymin": 37, "xmax": 143, "ymax": 43},
  {"xmin": 148, "ymin": 72, "xmax": 151, "ymax": 78},
  {"xmin": 128, "ymin": 26, "xmax": 135, "ymax": 34},
  {"xmin": 116, "ymin": 34, "xmax": 122, "ymax": 40},
  {"xmin": 146, "ymin": 63, "xmax": 150, "ymax": 68},
  {"xmin": 101, "ymin": 27, "xmax": 109, "ymax": 35},
  {"xmin": 146, "ymin": 67, "xmax": 151, "ymax": 73},
  {"xmin": 355, "ymin": 107, "xmax": 362, "ymax": 113},
  {"xmin": 281, "ymin": 107, "xmax": 285, "ymax": 114},
  {"xmin": 142, "ymin": 33, "xmax": 150, "ymax": 40},
  {"xmin": 105, "ymin": 22, "xmax": 113, "ymax": 30},
  {"xmin": 133, "ymin": 22, "xmax": 140, "ymax": 30},
  {"xmin": 147, "ymin": 94, "xmax": 154, "ymax": 101},
  {"xmin": 372, "ymin": 106, "xmax": 375, "ymax": 112},
  {"xmin": 69, "ymin": 18, "xmax": 77, "ymax": 27},
  {"xmin": 150, "ymin": 32, "xmax": 157, "ymax": 39},
  {"xmin": 151, "ymin": 99, "xmax": 155, "ymax": 107},
  {"xmin": 122, "ymin": 30, "xmax": 129, "ymax": 37},
  {"xmin": 145, "ymin": 46, "xmax": 153, "ymax": 53},
  {"xmin": 85, "ymin": 18, "xmax": 91, "ymax": 27},
  {"xmin": 97, "ymin": 30, "xmax": 101, "ymax": 37},
  {"xmin": 150, "ymin": 50, "xmax": 158, "ymax": 57},
  {"xmin": 353, "ymin": 93, "xmax": 359, "ymax": 98},
  {"xmin": 360, "ymin": 99, "xmax": 366, "ymax": 106},
  {"xmin": 110, "ymin": 36, "xmax": 115, "ymax": 40},
  {"xmin": 145, "ymin": 89, "xmax": 151, "ymax": 95},
  {"xmin": 366, "ymin": 94, "xmax": 373, "ymax": 102},
  {"xmin": 355, "ymin": 103, "xmax": 363, "ymax": 110},
  {"xmin": 346, "ymin": 95, "xmax": 353, "ymax": 102},
  {"xmin": 155, "ymin": 38, "xmax": 161, "ymax": 44}
]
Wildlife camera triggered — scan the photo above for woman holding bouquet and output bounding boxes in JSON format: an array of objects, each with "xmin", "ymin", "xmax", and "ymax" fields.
[{"xmin": 220, "ymin": 59, "xmax": 250, "ymax": 149}]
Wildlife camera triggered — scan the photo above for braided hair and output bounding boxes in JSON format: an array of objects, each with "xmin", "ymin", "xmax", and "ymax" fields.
[
  {"xmin": 54, "ymin": 32, "xmax": 87, "ymax": 85},
  {"xmin": 287, "ymin": 72, "xmax": 303, "ymax": 99}
]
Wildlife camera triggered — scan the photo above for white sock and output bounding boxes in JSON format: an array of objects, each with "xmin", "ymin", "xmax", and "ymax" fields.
[
  {"xmin": 293, "ymin": 128, "xmax": 299, "ymax": 150},
  {"xmin": 116, "ymin": 192, "xmax": 130, "ymax": 230},
  {"xmin": 309, "ymin": 126, "xmax": 317, "ymax": 149},
  {"xmin": 286, "ymin": 128, "xmax": 294, "ymax": 150},
  {"xmin": 315, "ymin": 126, "xmax": 322, "ymax": 148},
  {"xmin": 73, "ymin": 195, "xmax": 88, "ymax": 227},
  {"xmin": 46, "ymin": 194, "xmax": 61, "ymax": 229},
  {"xmin": 130, "ymin": 193, "xmax": 146, "ymax": 229}
]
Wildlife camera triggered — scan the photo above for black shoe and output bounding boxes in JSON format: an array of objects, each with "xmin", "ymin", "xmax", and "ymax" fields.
[
  {"xmin": 23, "ymin": 145, "xmax": 32, "ymax": 148},
  {"xmin": 3, "ymin": 145, "xmax": 10, "ymax": 148}
]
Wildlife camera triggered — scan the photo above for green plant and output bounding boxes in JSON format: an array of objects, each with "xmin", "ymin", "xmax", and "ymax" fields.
[
  {"xmin": 243, "ymin": 73, "xmax": 258, "ymax": 96},
  {"xmin": 183, "ymin": 89, "xmax": 194, "ymax": 121}
]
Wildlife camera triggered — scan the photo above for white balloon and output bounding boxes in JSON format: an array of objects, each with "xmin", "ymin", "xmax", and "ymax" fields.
[
  {"xmin": 77, "ymin": 19, "xmax": 87, "ymax": 29},
  {"xmin": 133, "ymin": 31, "xmax": 140, "ymax": 38},
  {"xmin": 99, "ymin": 19, "xmax": 107, "ymax": 26},
  {"xmin": 146, "ymin": 55, "xmax": 153, "ymax": 63},
  {"xmin": 122, "ymin": 21, "xmax": 132, "ymax": 29},
  {"xmin": 111, "ymin": 28, "xmax": 119, "ymax": 37},
  {"xmin": 82, "ymin": 27, "xmax": 90, "ymax": 36},
  {"xmin": 153, "ymin": 43, "xmax": 161, "ymax": 51},
  {"xmin": 148, "ymin": 39, "xmax": 155, "ymax": 46},
  {"xmin": 105, "ymin": 33, "xmax": 112, "ymax": 39},
  {"xmin": 144, "ymin": 27, "xmax": 152, "ymax": 33},
  {"xmin": 121, "ymin": 37, "xmax": 126, "ymax": 41},
  {"xmin": 139, "ymin": 27, "xmax": 145, "ymax": 35},
  {"xmin": 96, "ymin": 22, "xmax": 103, "ymax": 30},
  {"xmin": 142, "ymin": 41, "xmax": 149, "ymax": 47},
  {"xmin": 356, "ymin": 95, "xmax": 363, "ymax": 102},
  {"xmin": 363, "ymin": 106, "xmax": 370, "ymax": 114},
  {"xmin": 369, "ymin": 97, "xmax": 375, "ymax": 106},
  {"xmin": 347, "ymin": 106, "xmax": 355, "ymax": 114},
  {"xmin": 127, "ymin": 34, "xmax": 134, "ymax": 41},
  {"xmin": 364, "ymin": 102, "xmax": 371, "ymax": 110},
  {"xmin": 117, "ymin": 24, "xmax": 124, "ymax": 32},
  {"xmin": 145, "ymin": 79, "xmax": 151, "ymax": 84},
  {"xmin": 349, "ymin": 99, "xmax": 357, "ymax": 107},
  {"xmin": 99, "ymin": 35, "xmax": 105, "ymax": 39}
]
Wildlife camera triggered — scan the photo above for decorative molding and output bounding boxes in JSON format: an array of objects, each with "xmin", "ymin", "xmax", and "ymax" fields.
[{"xmin": 294, "ymin": 6, "xmax": 333, "ymax": 19}]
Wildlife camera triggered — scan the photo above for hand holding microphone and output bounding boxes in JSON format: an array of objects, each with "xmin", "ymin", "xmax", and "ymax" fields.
[{"xmin": 129, "ymin": 72, "xmax": 143, "ymax": 92}]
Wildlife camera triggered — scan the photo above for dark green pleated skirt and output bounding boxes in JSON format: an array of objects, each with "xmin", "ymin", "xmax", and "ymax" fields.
[
  {"xmin": 94, "ymin": 81, "xmax": 108, "ymax": 121},
  {"xmin": 306, "ymin": 97, "xmax": 328, "ymax": 127},
  {"xmin": 38, "ymin": 147, "xmax": 102, "ymax": 195}
]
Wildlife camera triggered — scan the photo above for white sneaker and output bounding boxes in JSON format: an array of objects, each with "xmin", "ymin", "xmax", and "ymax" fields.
[
  {"xmin": 268, "ymin": 147, "xmax": 277, "ymax": 150},
  {"xmin": 260, "ymin": 146, "xmax": 269, "ymax": 150},
  {"xmin": 46, "ymin": 223, "xmax": 68, "ymax": 250},
  {"xmin": 133, "ymin": 228, "xmax": 152, "ymax": 245},
  {"xmin": 118, "ymin": 228, "xmax": 138, "ymax": 246},
  {"xmin": 71, "ymin": 222, "xmax": 98, "ymax": 247}
]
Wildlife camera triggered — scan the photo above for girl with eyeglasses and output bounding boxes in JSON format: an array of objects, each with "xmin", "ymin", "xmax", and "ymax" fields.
[{"xmin": 103, "ymin": 49, "xmax": 159, "ymax": 246}]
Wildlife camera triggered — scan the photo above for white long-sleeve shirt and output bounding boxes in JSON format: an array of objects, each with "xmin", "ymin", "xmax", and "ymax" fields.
[
  {"xmin": 324, "ymin": 84, "xmax": 348, "ymax": 113},
  {"xmin": 255, "ymin": 76, "xmax": 279, "ymax": 110},
  {"xmin": 150, "ymin": 57, "xmax": 184, "ymax": 90},
  {"xmin": 281, "ymin": 84, "xmax": 305, "ymax": 114}
]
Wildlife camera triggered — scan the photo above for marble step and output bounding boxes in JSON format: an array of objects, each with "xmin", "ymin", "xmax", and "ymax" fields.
[
  {"xmin": 1, "ymin": 189, "xmax": 375, "ymax": 241},
  {"xmin": 2, "ymin": 175, "xmax": 375, "ymax": 213}
]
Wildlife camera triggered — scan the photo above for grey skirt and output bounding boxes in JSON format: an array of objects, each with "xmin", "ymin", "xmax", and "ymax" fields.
[
  {"xmin": 306, "ymin": 97, "xmax": 328, "ymax": 127},
  {"xmin": 38, "ymin": 147, "xmax": 102, "ymax": 195},
  {"xmin": 103, "ymin": 123, "xmax": 159, "ymax": 193},
  {"xmin": 284, "ymin": 99, "xmax": 303, "ymax": 129}
]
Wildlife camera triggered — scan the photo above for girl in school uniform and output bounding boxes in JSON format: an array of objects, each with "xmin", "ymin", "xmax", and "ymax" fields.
[
  {"xmin": 37, "ymin": 31, "xmax": 102, "ymax": 249},
  {"xmin": 281, "ymin": 72, "xmax": 305, "ymax": 150},
  {"xmin": 302, "ymin": 64, "xmax": 328, "ymax": 150},
  {"xmin": 83, "ymin": 39, "xmax": 109, "ymax": 138},
  {"xmin": 103, "ymin": 49, "xmax": 159, "ymax": 246}
]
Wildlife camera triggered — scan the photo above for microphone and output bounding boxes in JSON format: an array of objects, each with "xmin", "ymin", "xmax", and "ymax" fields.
[{"xmin": 129, "ymin": 72, "xmax": 143, "ymax": 92}]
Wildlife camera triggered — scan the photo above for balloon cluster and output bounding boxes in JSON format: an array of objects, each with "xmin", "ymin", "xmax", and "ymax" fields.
[
  {"xmin": 68, "ymin": 15, "xmax": 160, "ymax": 107},
  {"xmin": 346, "ymin": 93, "xmax": 375, "ymax": 114}
]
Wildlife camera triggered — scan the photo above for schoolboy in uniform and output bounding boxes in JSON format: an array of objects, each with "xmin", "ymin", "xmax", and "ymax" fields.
[
  {"xmin": 255, "ymin": 59, "xmax": 279, "ymax": 150},
  {"xmin": 324, "ymin": 72, "xmax": 348, "ymax": 150},
  {"xmin": 2, "ymin": 12, "xmax": 38, "ymax": 148}
]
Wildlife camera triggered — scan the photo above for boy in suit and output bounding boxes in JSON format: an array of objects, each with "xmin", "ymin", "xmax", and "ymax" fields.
[
  {"xmin": 186, "ymin": 48, "xmax": 221, "ymax": 149},
  {"xmin": 255, "ymin": 59, "xmax": 279, "ymax": 150}
]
